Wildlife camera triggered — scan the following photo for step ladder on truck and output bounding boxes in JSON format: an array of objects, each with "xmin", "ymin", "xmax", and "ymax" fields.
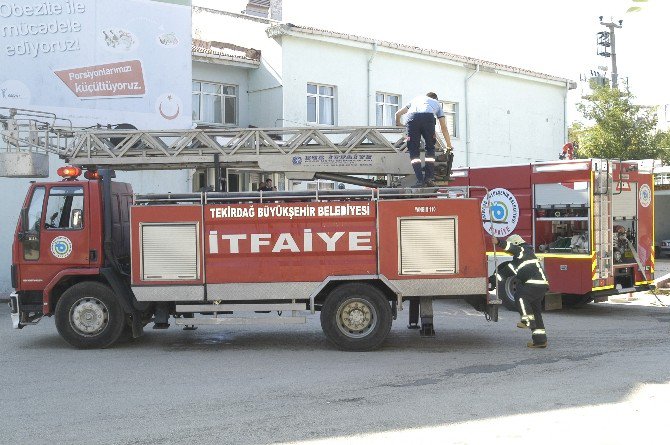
[{"xmin": 2, "ymin": 108, "xmax": 499, "ymax": 350}]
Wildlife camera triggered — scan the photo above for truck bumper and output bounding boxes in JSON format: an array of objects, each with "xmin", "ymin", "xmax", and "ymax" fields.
[
  {"xmin": 9, "ymin": 292, "xmax": 20, "ymax": 329},
  {"xmin": 8, "ymin": 292, "xmax": 43, "ymax": 329}
]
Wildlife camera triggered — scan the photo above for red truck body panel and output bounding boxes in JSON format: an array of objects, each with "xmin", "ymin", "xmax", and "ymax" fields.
[{"xmin": 129, "ymin": 197, "xmax": 488, "ymax": 297}]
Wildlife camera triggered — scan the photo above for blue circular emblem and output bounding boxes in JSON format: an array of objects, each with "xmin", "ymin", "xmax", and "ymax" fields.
[{"xmin": 50, "ymin": 236, "xmax": 73, "ymax": 259}]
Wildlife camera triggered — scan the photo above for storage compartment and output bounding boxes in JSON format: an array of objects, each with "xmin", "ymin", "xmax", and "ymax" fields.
[
  {"xmin": 141, "ymin": 223, "xmax": 200, "ymax": 280},
  {"xmin": 399, "ymin": 217, "xmax": 456, "ymax": 274}
]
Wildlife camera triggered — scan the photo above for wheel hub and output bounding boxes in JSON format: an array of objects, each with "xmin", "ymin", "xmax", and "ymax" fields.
[
  {"xmin": 70, "ymin": 298, "xmax": 109, "ymax": 336},
  {"xmin": 337, "ymin": 298, "xmax": 377, "ymax": 338}
]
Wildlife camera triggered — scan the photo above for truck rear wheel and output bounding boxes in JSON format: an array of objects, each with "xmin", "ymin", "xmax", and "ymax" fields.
[
  {"xmin": 55, "ymin": 282, "xmax": 126, "ymax": 349},
  {"xmin": 320, "ymin": 283, "xmax": 392, "ymax": 351},
  {"xmin": 497, "ymin": 276, "xmax": 520, "ymax": 311}
]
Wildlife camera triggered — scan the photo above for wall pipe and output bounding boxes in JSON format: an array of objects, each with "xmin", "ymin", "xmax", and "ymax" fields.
[
  {"xmin": 367, "ymin": 42, "xmax": 378, "ymax": 126},
  {"xmin": 464, "ymin": 64, "xmax": 480, "ymax": 167}
]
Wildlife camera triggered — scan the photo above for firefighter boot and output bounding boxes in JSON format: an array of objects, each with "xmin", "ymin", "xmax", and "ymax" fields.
[
  {"xmin": 411, "ymin": 161, "xmax": 424, "ymax": 187},
  {"xmin": 423, "ymin": 162, "xmax": 435, "ymax": 187},
  {"xmin": 527, "ymin": 328, "xmax": 548, "ymax": 348}
]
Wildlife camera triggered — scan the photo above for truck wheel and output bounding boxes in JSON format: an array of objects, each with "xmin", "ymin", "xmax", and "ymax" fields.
[
  {"xmin": 55, "ymin": 282, "xmax": 126, "ymax": 349},
  {"xmin": 497, "ymin": 276, "xmax": 520, "ymax": 311},
  {"xmin": 320, "ymin": 283, "xmax": 392, "ymax": 351}
]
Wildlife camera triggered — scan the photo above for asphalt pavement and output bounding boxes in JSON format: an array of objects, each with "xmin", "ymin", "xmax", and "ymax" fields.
[{"xmin": 1, "ymin": 294, "xmax": 669, "ymax": 445}]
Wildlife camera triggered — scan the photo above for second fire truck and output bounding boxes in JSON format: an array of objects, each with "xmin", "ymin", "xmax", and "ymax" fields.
[{"xmin": 451, "ymin": 158, "xmax": 656, "ymax": 309}]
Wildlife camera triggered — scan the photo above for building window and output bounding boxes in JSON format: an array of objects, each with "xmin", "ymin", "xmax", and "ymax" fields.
[
  {"xmin": 376, "ymin": 92, "xmax": 400, "ymax": 126},
  {"xmin": 192, "ymin": 81, "xmax": 237, "ymax": 125},
  {"xmin": 307, "ymin": 83, "xmax": 335, "ymax": 125},
  {"xmin": 439, "ymin": 101, "xmax": 458, "ymax": 138}
]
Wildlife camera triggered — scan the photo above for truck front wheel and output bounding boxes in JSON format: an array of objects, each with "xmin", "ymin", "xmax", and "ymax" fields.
[
  {"xmin": 497, "ymin": 276, "xmax": 520, "ymax": 311},
  {"xmin": 55, "ymin": 282, "xmax": 126, "ymax": 349},
  {"xmin": 320, "ymin": 283, "xmax": 392, "ymax": 351}
]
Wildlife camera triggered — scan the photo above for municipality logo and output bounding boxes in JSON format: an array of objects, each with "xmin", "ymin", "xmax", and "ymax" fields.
[
  {"xmin": 639, "ymin": 184, "xmax": 651, "ymax": 208},
  {"xmin": 50, "ymin": 236, "xmax": 73, "ymax": 259},
  {"xmin": 292, "ymin": 156, "xmax": 302, "ymax": 165},
  {"xmin": 481, "ymin": 188, "xmax": 519, "ymax": 237}
]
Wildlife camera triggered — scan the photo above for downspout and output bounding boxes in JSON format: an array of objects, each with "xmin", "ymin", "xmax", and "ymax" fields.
[
  {"xmin": 564, "ymin": 81, "xmax": 569, "ymax": 144},
  {"xmin": 464, "ymin": 64, "xmax": 480, "ymax": 167},
  {"xmin": 367, "ymin": 42, "xmax": 378, "ymax": 126}
]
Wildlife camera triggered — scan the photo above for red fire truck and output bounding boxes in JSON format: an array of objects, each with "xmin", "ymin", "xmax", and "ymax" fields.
[
  {"xmin": 451, "ymin": 158, "xmax": 656, "ymax": 309},
  {"xmin": 9, "ymin": 167, "xmax": 499, "ymax": 350}
]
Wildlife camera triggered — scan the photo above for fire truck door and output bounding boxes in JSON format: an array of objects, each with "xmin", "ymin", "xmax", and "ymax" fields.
[{"xmin": 39, "ymin": 185, "xmax": 91, "ymax": 274}]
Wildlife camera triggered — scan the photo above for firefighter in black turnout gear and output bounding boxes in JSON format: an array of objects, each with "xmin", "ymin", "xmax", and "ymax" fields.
[{"xmin": 490, "ymin": 234, "xmax": 549, "ymax": 348}]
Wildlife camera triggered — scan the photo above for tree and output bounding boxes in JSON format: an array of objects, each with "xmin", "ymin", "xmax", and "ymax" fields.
[{"xmin": 574, "ymin": 85, "xmax": 667, "ymax": 162}]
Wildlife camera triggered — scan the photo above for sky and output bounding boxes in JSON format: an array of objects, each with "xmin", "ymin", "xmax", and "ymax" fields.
[{"xmin": 192, "ymin": 0, "xmax": 669, "ymax": 123}]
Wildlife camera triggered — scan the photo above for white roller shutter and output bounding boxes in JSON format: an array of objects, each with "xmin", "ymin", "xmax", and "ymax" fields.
[
  {"xmin": 612, "ymin": 183, "xmax": 637, "ymax": 219},
  {"xmin": 400, "ymin": 218, "xmax": 457, "ymax": 275},
  {"xmin": 141, "ymin": 224, "xmax": 199, "ymax": 280}
]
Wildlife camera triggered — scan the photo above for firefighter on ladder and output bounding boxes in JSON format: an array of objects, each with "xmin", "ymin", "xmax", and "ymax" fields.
[
  {"xmin": 491, "ymin": 234, "xmax": 549, "ymax": 348},
  {"xmin": 395, "ymin": 92, "xmax": 454, "ymax": 187}
]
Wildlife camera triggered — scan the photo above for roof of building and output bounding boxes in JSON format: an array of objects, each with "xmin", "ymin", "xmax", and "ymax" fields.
[
  {"xmin": 192, "ymin": 39, "xmax": 261, "ymax": 67},
  {"xmin": 267, "ymin": 23, "xmax": 576, "ymax": 88}
]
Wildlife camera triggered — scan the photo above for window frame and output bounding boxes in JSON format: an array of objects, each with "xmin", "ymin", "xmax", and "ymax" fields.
[
  {"xmin": 44, "ymin": 186, "xmax": 85, "ymax": 231},
  {"xmin": 192, "ymin": 80, "xmax": 238, "ymax": 126},
  {"xmin": 306, "ymin": 82, "xmax": 336, "ymax": 125},
  {"xmin": 375, "ymin": 92, "xmax": 401, "ymax": 126},
  {"xmin": 438, "ymin": 100, "xmax": 459, "ymax": 138}
]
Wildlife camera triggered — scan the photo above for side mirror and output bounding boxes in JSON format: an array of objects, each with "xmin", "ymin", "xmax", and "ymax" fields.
[
  {"xmin": 20, "ymin": 208, "xmax": 29, "ymax": 233},
  {"xmin": 70, "ymin": 209, "xmax": 83, "ymax": 229}
]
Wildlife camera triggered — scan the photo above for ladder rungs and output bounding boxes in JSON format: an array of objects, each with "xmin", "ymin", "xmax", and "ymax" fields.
[{"xmin": 176, "ymin": 303, "xmax": 306, "ymax": 312}]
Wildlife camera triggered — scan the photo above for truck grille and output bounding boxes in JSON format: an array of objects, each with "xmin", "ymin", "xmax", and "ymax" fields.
[
  {"xmin": 141, "ymin": 223, "xmax": 199, "ymax": 281},
  {"xmin": 399, "ymin": 217, "xmax": 457, "ymax": 275}
]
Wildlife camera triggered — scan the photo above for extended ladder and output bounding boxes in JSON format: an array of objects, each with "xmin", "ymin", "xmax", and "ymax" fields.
[{"xmin": 1, "ymin": 107, "xmax": 449, "ymax": 179}]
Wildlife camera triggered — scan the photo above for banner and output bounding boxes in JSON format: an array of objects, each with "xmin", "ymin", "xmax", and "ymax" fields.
[{"xmin": 0, "ymin": 0, "xmax": 192, "ymax": 129}]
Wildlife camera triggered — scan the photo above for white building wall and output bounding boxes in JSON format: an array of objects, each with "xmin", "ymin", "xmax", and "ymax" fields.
[
  {"xmin": 278, "ymin": 35, "xmax": 567, "ymax": 169},
  {"xmin": 467, "ymin": 72, "xmax": 567, "ymax": 167}
]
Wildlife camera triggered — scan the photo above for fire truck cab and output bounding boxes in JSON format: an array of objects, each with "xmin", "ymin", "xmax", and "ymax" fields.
[
  {"xmin": 9, "ymin": 168, "xmax": 498, "ymax": 350},
  {"xmin": 451, "ymin": 158, "xmax": 656, "ymax": 309}
]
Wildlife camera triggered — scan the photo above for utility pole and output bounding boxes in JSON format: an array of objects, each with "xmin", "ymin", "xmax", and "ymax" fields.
[{"xmin": 597, "ymin": 16, "xmax": 623, "ymax": 88}]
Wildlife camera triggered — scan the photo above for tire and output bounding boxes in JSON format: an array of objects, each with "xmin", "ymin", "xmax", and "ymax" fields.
[
  {"xmin": 320, "ymin": 283, "xmax": 392, "ymax": 351},
  {"xmin": 497, "ymin": 276, "xmax": 520, "ymax": 311},
  {"xmin": 55, "ymin": 281, "xmax": 126, "ymax": 349}
]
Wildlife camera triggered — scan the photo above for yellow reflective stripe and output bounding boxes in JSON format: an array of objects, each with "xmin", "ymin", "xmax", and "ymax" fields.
[
  {"xmin": 533, "ymin": 329, "xmax": 546, "ymax": 335},
  {"xmin": 516, "ymin": 246, "xmax": 525, "ymax": 259},
  {"xmin": 410, "ymin": 158, "xmax": 421, "ymax": 164},
  {"xmin": 591, "ymin": 285, "xmax": 615, "ymax": 291},
  {"xmin": 518, "ymin": 298, "xmax": 528, "ymax": 316},
  {"xmin": 517, "ymin": 259, "xmax": 540, "ymax": 270},
  {"xmin": 507, "ymin": 263, "xmax": 517, "ymax": 274},
  {"xmin": 527, "ymin": 279, "xmax": 549, "ymax": 285},
  {"xmin": 504, "ymin": 241, "xmax": 511, "ymax": 251},
  {"xmin": 495, "ymin": 273, "xmax": 503, "ymax": 281},
  {"xmin": 522, "ymin": 315, "xmax": 535, "ymax": 321},
  {"xmin": 424, "ymin": 157, "xmax": 435, "ymax": 162}
]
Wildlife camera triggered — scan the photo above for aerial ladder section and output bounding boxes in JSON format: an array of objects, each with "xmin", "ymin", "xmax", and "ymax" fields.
[{"xmin": 0, "ymin": 107, "xmax": 452, "ymax": 185}]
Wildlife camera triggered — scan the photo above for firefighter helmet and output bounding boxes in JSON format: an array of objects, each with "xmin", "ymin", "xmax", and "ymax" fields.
[{"xmin": 507, "ymin": 234, "xmax": 525, "ymax": 246}]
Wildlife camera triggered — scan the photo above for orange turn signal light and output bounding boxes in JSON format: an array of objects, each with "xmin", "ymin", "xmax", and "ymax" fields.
[
  {"xmin": 57, "ymin": 166, "xmax": 82, "ymax": 179},
  {"xmin": 84, "ymin": 170, "xmax": 101, "ymax": 180}
]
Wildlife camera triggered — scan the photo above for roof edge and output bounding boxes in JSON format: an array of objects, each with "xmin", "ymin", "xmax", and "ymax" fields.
[{"xmin": 267, "ymin": 24, "xmax": 576, "ymax": 88}]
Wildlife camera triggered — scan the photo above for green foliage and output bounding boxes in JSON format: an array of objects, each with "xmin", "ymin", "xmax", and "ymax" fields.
[
  {"xmin": 573, "ymin": 86, "xmax": 667, "ymax": 162},
  {"xmin": 627, "ymin": 0, "xmax": 648, "ymax": 13}
]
